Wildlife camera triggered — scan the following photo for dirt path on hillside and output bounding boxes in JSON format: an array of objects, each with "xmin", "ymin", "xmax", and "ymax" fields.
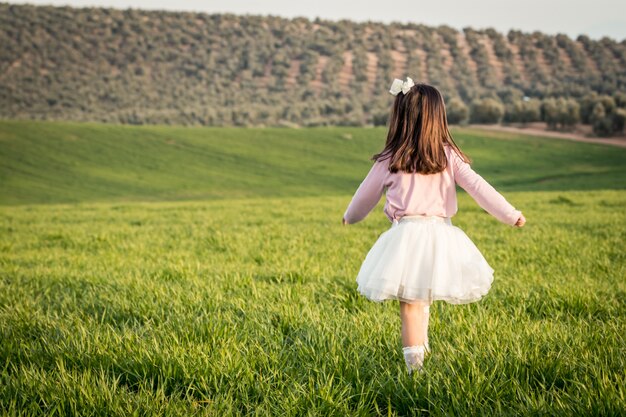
[{"xmin": 464, "ymin": 123, "xmax": 626, "ymax": 148}]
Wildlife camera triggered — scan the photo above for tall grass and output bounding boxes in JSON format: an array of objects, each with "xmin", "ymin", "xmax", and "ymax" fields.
[{"xmin": 1, "ymin": 121, "xmax": 625, "ymax": 415}]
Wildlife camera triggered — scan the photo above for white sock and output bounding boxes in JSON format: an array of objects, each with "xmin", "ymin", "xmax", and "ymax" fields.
[{"xmin": 402, "ymin": 345, "xmax": 425, "ymax": 374}]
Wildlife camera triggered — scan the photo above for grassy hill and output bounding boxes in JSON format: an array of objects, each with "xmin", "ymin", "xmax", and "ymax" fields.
[
  {"xmin": 1, "ymin": 3, "xmax": 625, "ymax": 126},
  {"xmin": 1, "ymin": 120, "xmax": 626, "ymax": 206}
]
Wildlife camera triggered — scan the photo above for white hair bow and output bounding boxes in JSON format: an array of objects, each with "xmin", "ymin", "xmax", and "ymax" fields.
[{"xmin": 389, "ymin": 77, "xmax": 415, "ymax": 96}]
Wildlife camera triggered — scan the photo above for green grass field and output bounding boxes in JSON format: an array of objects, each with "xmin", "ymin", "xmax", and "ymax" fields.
[{"xmin": 1, "ymin": 121, "xmax": 625, "ymax": 416}]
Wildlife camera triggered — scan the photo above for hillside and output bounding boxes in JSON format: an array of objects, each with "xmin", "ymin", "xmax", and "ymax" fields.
[
  {"xmin": 1, "ymin": 120, "xmax": 626, "ymax": 206},
  {"xmin": 1, "ymin": 3, "xmax": 625, "ymax": 127}
]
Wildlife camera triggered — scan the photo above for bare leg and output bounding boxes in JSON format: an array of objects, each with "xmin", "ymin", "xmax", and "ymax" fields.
[
  {"xmin": 400, "ymin": 300, "xmax": 430, "ymax": 346},
  {"xmin": 400, "ymin": 300, "xmax": 431, "ymax": 373}
]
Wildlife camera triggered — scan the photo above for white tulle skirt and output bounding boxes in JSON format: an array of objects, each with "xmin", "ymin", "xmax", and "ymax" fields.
[{"xmin": 356, "ymin": 215, "xmax": 494, "ymax": 305}]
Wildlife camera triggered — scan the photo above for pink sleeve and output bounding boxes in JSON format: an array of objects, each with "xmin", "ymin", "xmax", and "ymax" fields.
[
  {"xmin": 343, "ymin": 160, "xmax": 387, "ymax": 224},
  {"xmin": 451, "ymin": 150, "xmax": 522, "ymax": 226}
]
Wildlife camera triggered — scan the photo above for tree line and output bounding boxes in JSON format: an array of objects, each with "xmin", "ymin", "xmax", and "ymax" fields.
[{"xmin": 1, "ymin": 3, "xmax": 625, "ymax": 135}]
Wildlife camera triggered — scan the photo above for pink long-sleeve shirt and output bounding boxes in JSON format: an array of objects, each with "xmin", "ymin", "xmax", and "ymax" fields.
[{"xmin": 343, "ymin": 144, "xmax": 522, "ymax": 226}]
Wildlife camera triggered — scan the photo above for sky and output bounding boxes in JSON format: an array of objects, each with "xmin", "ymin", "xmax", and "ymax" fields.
[{"xmin": 7, "ymin": 0, "xmax": 626, "ymax": 41}]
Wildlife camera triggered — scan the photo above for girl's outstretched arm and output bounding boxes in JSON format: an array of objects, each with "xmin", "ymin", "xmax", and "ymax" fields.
[
  {"xmin": 343, "ymin": 161, "xmax": 387, "ymax": 224},
  {"xmin": 451, "ymin": 151, "xmax": 522, "ymax": 226}
]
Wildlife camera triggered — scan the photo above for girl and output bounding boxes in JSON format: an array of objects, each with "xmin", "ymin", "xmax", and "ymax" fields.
[{"xmin": 342, "ymin": 78, "xmax": 525, "ymax": 374}]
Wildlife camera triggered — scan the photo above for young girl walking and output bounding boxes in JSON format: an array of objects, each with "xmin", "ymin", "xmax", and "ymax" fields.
[{"xmin": 343, "ymin": 78, "xmax": 525, "ymax": 374}]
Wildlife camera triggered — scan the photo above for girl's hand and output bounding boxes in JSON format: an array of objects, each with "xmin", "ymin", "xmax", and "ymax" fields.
[
  {"xmin": 342, "ymin": 218, "xmax": 348, "ymax": 225},
  {"xmin": 514, "ymin": 214, "xmax": 526, "ymax": 228}
]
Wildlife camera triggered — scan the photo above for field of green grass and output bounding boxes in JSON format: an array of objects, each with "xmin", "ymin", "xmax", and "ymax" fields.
[{"xmin": 1, "ymin": 120, "xmax": 625, "ymax": 416}]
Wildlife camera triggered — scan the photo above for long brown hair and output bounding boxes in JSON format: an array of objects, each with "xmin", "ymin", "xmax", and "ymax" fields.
[{"xmin": 373, "ymin": 83, "xmax": 470, "ymax": 174}]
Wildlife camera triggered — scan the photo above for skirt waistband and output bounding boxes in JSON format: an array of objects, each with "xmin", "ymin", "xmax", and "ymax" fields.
[{"xmin": 392, "ymin": 214, "xmax": 452, "ymax": 226}]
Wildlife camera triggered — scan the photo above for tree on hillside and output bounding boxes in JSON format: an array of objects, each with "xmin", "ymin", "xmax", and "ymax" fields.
[
  {"xmin": 504, "ymin": 98, "xmax": 541, "ymax": 125},
  {"xmin": 589, "ymin": 99, "xmax": 626, "ymax": 136},
  {"xmin": 612, "ymin": 108, "xmax": 626, "ymax": 134},
  {"xmin": 469, "ymin": 98, "xmax": 504, "ymax": 124},
  {"xmin": 446, "ymin": 97, "xmax": 469, "ymax": 124},
  {"xmin": 590, "ymin": 102, "xmax": 611, "ymax": 135},
  {"xmin": 614, "ymin": 92, "xmax": 626, "ymax": 108},
  {"xmin": 541, "ymin": 97, "xmax": 579, "ymax": 130}
]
